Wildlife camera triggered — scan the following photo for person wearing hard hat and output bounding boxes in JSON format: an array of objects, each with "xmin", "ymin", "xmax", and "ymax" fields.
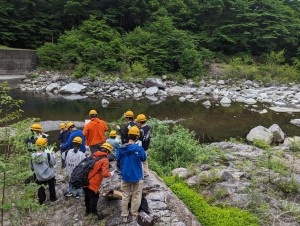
[
  {"xmin": 58, "ymin": 122, "xmax": 70, "ymax": 144},
  {"xmin": 31, "ymin": 137, "xmax": 57, "ymax": 204},
  {"xmin": 117, "ymin": 110, "xmax": 138, "ymax": 144},
  {"xmin": 83, "ymin": 142, "xmax": 113, "ymax": 220},
  {"xmin": 61, "ymin": 122, "xmax": 86, "ymax": 153},
  {"xmin": 83, "ymin": 110, "xmax": 108, "ymax": 156},
  {"xmin": 106, "ymin": 130, "xmax": 121, "ymax": 156},
  {"xmin": 25, "ymin": 123, "xmax": 49, "ymax": 152},
  {"xmin": 62, "ymin": 136, "xmax": 86, "ymax": 198},
  {"xmin": 116, "ymin": 126, "xmax": 146, "ymax": 223},
  {"xmin": 58, "ymin": 123, "xmax": 70, "ymax": 168},
  {"xmin": 136, "ymin": 114, "xmax": 152, "ymax": 177}
]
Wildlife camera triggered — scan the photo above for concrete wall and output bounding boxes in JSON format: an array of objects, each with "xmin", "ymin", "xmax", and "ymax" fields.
[{"xmin": 0, "ymin": 49, "xmax": 37, "ymax": 75}]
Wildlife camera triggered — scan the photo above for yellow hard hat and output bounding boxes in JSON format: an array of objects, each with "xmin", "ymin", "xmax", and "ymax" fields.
[
  {"xmin": 31, "ymin": 123, "xmax": 42, "ymax": 132},
  {"xmin": 66, "ymin": 121, "xmax": 75, "ymax": 129},
  {"xmin": 101, "ymin": 142, "xmax": 113, "ymax": 153},
  {"xmin": 109, "ymin": 130, "xmax": 117, "ymax": 137},
  {"xmin": 89, "ymin": 109, "xmax": 98, "ymax": 116},
  {"xmin": 128, "ymin": 126, "xmax": 140, "ymax": 136},
  {"xmin": 59, "ymin": 123, "xmax": 65, "ymax": 129},
  {"xmin": 72, "ymin": 136, "xmax": 82, "ymax": 144},
  {"xmin": 136, "ymin": 114, "xmax": 147, "ymax": 122},
  {"xmin": 35, "ymin": 137, "xmax": 47, "ymax": 146},
  {"xmin": 124, "ymin": 110, "xmax": 134, "ymax": 118}
]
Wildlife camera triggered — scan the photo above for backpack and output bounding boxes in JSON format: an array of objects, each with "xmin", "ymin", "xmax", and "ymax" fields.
[{"xmin": 70, "ymin": 156, "xmax": 107, "ymax": 189}]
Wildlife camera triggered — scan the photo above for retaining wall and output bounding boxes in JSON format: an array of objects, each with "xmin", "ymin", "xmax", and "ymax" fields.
[{"xmin": 0, "ymin": 49, "xmax": 37, "ymax": 75}]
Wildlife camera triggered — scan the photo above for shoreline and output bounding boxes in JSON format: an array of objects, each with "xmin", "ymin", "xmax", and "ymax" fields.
[{"xmin": 17, "ymin": 71, "xmax": 300, "ymax": 113}]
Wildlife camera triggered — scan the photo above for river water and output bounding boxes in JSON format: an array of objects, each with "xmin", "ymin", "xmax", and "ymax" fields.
[{"xmin": 9, "ymin": 89, "xmax": 300, "ymax": 143}]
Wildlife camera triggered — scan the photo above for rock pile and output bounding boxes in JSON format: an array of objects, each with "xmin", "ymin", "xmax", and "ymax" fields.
[{"xmin": 19, "ymin": 71, "xmax": 300, "ymax": 112}]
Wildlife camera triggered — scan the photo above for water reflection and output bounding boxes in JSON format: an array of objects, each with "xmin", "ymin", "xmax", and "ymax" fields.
[{"xmin": 9, "ymin": 90, "xmax": 300, "ymax": 143}]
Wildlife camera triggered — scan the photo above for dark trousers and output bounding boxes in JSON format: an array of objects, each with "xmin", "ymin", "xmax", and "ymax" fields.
[
  {"xmin": 89, "ymin": 143, "xmax": 102, "ymax": 156},
  {"xmin": 36, "ymin": 177, "xmax": 57, "ymax": 204},
  {"xmin": 83, "ymin": 187, "xmax": 99, "ymax": 214}
]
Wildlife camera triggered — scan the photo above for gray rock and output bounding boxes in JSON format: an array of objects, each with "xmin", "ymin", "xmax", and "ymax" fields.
[
  {"xmin": 145, "ymin": 86, "xmax": 159, "ymax": 96},
  {"xmin": 172, "ymin": 168, "xmax": 189, "ymax": 179},
  {"xmin": 290, "ymin": 119, "xmax": 300, "ymax": 127},
  {"xmin": 146, "ymin": 95, "xmax": 158, "ymax": 102},
  {"xmin": 46, "ymin": 83, "xmax": 60, "ymax": 92},
  {"xmin": 220, "ymin": 97, "xmax": 231, "ymax": 104},
  {"xmin": 246, "ymin": 126, "xmax": 273, "ymax": 144},
  {"xmin": 202, "ymin": 100, "xmax": 211, "ymax": 107},
  {"xmin": 101, "ymin": 99, "xmax": 109, "ymax": 107},
  {"xmin": 269, "ymin": 124, "xmax": 284, "ymax": 143},
  {"xmin": 144, "ymin": 78, "xmax": 166, "ymax": 88},
  {"xmin": 231, "ymin": 194, "xmax": 250, "ymax": 208},
  {"xmin": 218, "ymin": 80, "xmax": 225, "ymax": 85},
  {"xmin": 283, "ymin": 136, "xmax": 300, "ymax": 149},
  {"xmin": 59, "ymin": 83, "xmax": 86, "ymax": 94},
  {"xmin": 179, "ymin": 97, "xmax": 186, "ymax": 102},
  {"xmin": 244, "ymin": 98, "xmax": 257, "ymax": 105},
  {"xmin": 186, "ymin": 175, "xmax": 201, "ymax": 186}
]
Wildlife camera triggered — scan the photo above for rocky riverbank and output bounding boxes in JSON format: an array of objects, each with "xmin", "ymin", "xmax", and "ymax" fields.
[
  {"xmin": 7, "ymin": 152, "xmax": 200, "ymax": 226},
  {"xmin": 19, "ymin": 71, "xmax": 300, "ymax": 113}
]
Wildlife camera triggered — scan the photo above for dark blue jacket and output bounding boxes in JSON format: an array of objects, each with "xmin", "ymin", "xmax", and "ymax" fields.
[
  {"xmin": 116, "ymin": 143, "xmax": 146, "ymax": 182},
  {"xmin": 61, "ymin": 129, "xmax": 86, "ymax": 153},
  {"xmin": 58, "ymin": 130, "xmax": 70, "ymax": 144}
]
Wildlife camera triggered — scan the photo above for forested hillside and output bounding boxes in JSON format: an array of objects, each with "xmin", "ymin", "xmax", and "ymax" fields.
[{"xmin": 1, "ymin": 0, "xmax": 300, "ymax": 79}]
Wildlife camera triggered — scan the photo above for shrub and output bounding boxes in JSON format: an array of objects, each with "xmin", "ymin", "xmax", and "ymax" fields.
[{"xmin": 148, "ymin": 119, "xmax": 200, "ymax": 174}]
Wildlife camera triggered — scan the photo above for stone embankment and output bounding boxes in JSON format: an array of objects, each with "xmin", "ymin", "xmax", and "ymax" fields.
[{"xmin": 19, "ymin": 71, "xmax": 300, "ymax": 113}]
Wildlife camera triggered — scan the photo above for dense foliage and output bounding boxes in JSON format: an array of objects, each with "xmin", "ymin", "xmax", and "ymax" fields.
[{"xmin": 2, "ymin": 0, "xmax": 300, "ymax": 78}]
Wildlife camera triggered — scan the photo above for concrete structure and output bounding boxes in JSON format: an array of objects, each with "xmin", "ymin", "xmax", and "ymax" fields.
[{"xmin": 0, "ymin": 49, "xmax": 37, "ymax": 75}]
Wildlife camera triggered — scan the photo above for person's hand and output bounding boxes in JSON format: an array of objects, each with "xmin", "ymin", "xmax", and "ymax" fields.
[
  {"xmin": 110, "ymin": 170, "xmax": 115, "ymax": 177},
  {"xmin": 115, "ymin": 125, "xmax": 120, "ymax": 130}
]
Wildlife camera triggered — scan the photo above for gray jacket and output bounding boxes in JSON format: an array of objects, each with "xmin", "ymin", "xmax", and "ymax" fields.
[
  {"xmin": 62, "ymin": 149, "xmax": 86, "ymax": 178},
  {"xmin": 31, "ymin": 152, "xmax": 56, "ymax": 181}
]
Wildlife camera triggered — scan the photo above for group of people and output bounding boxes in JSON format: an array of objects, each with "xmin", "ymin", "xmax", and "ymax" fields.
[{"xmin": 26, "ymin": 109, "xmax": 151, "ymax": 223}]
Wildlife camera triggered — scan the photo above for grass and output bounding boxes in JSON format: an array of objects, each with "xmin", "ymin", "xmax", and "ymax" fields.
[{"xmin": 164, "ymin": 176, "xmax": 259, "ymax": 226}]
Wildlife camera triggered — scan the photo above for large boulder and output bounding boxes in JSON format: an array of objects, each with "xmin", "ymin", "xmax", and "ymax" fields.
[
  {"xmin": 46, "ymin": 83, "xmax": 60, "ymax": 92},
  {"xmin": 145, "ymin": 86, "xmax": 159, "ymax": 96},
  {"xmin": 246, "ymin": 126, "xmax": 273, "ymax": 144},
  {"xmin": 143, "ymin": 78, "xmax": 166, "ymax": 89},
  {"xmin": 59, "ymin": 83, "xmax": 87, "ymax": 94},
  {"xmin": 269, "ymin": 124, "xmax": 284, "ymax": 143}
]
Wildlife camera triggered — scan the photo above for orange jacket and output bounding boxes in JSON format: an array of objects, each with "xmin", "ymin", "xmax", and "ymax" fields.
[
  {"xmin": 86, "ymin": 151, "xmax": 111, "ymax": 193},
  {"xmin": 83, "ymin": 118, "xmax": 108, "ymax": 146}
]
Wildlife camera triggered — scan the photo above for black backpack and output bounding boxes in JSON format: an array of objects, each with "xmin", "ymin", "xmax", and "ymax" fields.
[{"xmin": 70, "ymin": 156, "xmax": 107, "ymax": 189}]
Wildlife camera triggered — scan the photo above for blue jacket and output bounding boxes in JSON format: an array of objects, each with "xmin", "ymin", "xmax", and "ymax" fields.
[
  {"xmin": 58, "ymin": 130, "xmax": 70, "ymax": 144},
  {"xmin": 61, "ymin": 129, "xmax": 86, "ymax": 153},
  {"xmin": 116, "ymin": 143, "xmax": 146, "ymax": 183}
]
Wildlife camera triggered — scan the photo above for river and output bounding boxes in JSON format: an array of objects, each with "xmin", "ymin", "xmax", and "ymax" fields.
[{"xmin": 9, "ymin": 89, "xmax": 300, "ymax": 143}]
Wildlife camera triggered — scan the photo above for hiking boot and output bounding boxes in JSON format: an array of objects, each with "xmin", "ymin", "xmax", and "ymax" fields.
[
  {"xmin": 64, "ymin": 192, "xmax": 73, "ymax": 197},
  {"xmin": 91, "ymin": 213, "xmax": 106, "ymax": 220},
  {"xmin": 76, "ymin": 195, "xmax": 80, "ymax": 199},
  {"xmin": 50, "ymin": 198, "xmax": 59, "ymax": 203}
]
